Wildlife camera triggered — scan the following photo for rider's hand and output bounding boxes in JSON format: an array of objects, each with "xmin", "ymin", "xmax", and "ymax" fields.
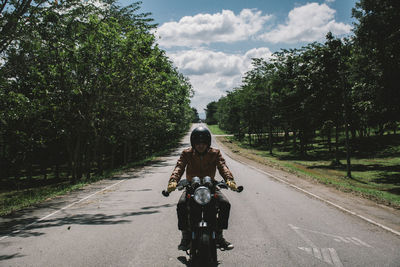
[
  {"xmin": 226, "ymin": 179, "xmax": 237, "ymax": 191},
  {"xmin": 167, "ymin": 180, "xmax": 177, "ymax": 193}
]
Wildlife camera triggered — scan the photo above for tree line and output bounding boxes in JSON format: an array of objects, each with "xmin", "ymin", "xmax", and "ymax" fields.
[
  {"xmin": 206, "ymin": 0, "xmax": 399, "ymax": 176},
  {"xmin": 0, "ymin": 0, "xmax": 195, "ymax": 184}
]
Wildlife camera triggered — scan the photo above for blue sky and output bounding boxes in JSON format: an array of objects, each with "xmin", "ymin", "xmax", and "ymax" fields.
[{"xmin": 119, "ymin": 0, "xmax": 358, "ymax": 117}]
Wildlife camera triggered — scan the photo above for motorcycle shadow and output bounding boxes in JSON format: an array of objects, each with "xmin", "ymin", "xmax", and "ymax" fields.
[{"xmin": 177, "ymin": 256, "xmax": 219, "ymax": 267}]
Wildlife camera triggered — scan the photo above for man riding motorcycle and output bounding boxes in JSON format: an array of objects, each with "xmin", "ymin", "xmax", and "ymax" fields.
[{"xmin": 167, "ymin": 126, "xmax": 238, "ymax": 251}]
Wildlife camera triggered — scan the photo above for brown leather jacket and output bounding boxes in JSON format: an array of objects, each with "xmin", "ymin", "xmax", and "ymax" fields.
[{"xmin": 169, "ymin": 147, "xmax": 234, "ymax": 182}]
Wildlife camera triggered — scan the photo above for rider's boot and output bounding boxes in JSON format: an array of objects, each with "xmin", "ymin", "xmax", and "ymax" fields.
[
  {"xmin": 216, "ymin": 230, "xmax": 234, "ymax": 250},
  {"xmin": 178, "ymin": 230, "xmax": 191, "ymax": 251}
]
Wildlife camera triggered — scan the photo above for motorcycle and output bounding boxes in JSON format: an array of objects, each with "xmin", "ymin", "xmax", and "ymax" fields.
[{"xmin": 162, "ymin": 176, "xmax": 243, "ymax": 266}]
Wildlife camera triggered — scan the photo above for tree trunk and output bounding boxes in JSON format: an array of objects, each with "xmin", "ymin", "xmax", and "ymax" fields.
[
  {"xmin": 85, "ymin": 146, "xmax": 91, "ymax": 180},
  {"xmin": 269, "ymin": 124, "xmax": 273, "ymax": 155},
  {"xmin": 292, "ymin": 130, "xmax": 297, "ymax": 152},
  {"xmin": 128, "ymin": 141, "xmax": 133, "ymax": 162},
  {"xmin": 111, "ymin": 144, "xmax": 117, "ymax": 169},
  {"xmin": 345, "ymin": 121, "xmax": 351, "ymax": 178},
  {"xmin": 95, "ymin": 138, "xmax": 103, "ymax": 175},
  {"xmin": 300, "ymin": 130, "xmax": 306, "ymax": 157},
  {"xmin": 327, "ymin": 128, "xmax": 332, "ymax": 153},
  {"xmin": 77, "ymin": 145, "xmax": 83, "ymax": 180},
  {"xmin": 42, "ymin": 165, "xmax": 47, "ymax": 180},
  {"xmin": 334, "ymin": 123, "xmax": 340, "ymax": 164},
  {"xmin": 343, "ymin": 78, "xmax": 352, "ymax": 177},
  {"xmin": 248, "ymin": 130, "xmax": 252, "ymax": 146},
  {"xmin": 27, "ymin": 150, "xmax": 33, "ymax": 180},
  {"xmin": 351, "ymin": 125, "xmax": 356, "ymax": 140},
  {"xmin": 70, "ymin": 135, "xmax": 81, "ymax": 184},
  {"xmin": 54, "ymin": 163, "xmax": 59, "ymax": 180},
  {"xmin": 123, "ymin": 141, "xmax": 128, "ymax": 165},
  {"xmin": 378, "ymin": 123, "xmax": 384, "ymax": 136},
  {"xmin": 284, "ymin": 127, "xmax": 289, "ymax": 147},
  {"xmin": 27, "ymin": 162, "xmax": 33, "ymax": 180}
]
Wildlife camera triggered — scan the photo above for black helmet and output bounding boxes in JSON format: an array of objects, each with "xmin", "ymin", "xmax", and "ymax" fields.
[{"xmin": 190, "ymin": 126, "xmax": 211, "ymax": 148}]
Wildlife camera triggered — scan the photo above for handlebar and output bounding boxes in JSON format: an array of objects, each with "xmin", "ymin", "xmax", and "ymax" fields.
[
  {"xmin": 217, "ymin": 181, "xmax": 244, "ymax": 193},
  {"xmin": 162, "ymin": 184, "xmax": 244, "ymax": 197},
  {"xmin": 236, "ymin": 185, "xmax": 244, "ymax": 193}
]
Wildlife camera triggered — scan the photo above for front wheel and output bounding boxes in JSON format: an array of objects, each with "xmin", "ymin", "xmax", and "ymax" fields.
[{"xmin": 191, "ymin": 232, "xmax": 217, "ymax": 266}]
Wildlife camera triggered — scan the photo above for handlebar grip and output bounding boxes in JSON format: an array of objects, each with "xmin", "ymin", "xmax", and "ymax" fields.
[
  {"xmin": 236, "ymin": 186, "xmax": 244, "ymax": 193},
  {"xmin": 162, "ymin": 190, "xmax": 170, "ymax": 197}
]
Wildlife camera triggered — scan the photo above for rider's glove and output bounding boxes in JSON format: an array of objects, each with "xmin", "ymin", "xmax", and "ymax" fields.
[
  {"xmin": 226, "ymin": 179, "xmax": 237, "ymax": 191},
  {"xmin": 167, "ymin": 180, "xmax": 177, "ymax": 193}
]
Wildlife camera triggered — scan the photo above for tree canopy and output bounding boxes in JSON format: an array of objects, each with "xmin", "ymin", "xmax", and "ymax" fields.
[
  {"xmin": 207, "ymin": 0, "xmax": 399, "ymax": 175},
  {"xmin": 0, "ymin": 0, "xmax": 194, "ymax": 183}
]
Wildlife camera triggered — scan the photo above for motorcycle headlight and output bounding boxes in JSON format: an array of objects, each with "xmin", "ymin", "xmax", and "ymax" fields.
[{"xmin": 194, "ymin": 186, "xmax": 211, "ymax": 205}]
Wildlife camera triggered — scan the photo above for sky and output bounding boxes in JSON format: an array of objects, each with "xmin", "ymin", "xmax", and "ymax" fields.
[{"xmin": 119, "ymin": 0, "xmax": 358, "ymax": 118}]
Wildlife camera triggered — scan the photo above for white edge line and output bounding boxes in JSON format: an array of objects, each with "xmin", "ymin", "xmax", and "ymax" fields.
[
  {"xmin": 233, "ymin": 157, "xmax": 400, "ymax": 237},
  {"xmin": 0, "ymin": 179, "xmax": 126, "ymax": 241}
]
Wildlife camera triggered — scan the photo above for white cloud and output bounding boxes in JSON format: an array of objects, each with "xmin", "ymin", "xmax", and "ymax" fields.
[
  {"xmin": 167, "ymin": 47, "xmax": 272, "ymax": 114},
  {"xmin": 156, "ymin": 9, "xmax": 272, "ymax": 48},
  {"xmin": 156, "ymin": 4, "xmax": 352, "ymax": 115},
  {"xmin": 169, "ymin": 49, "xmax": 241, "ymax": 76},
  {"xmin": 169, "ymin": 47, "xmax": 271, "ymax": 77},
  {"xmin": 259, "ymin": 3, "xmax": 351, "ymax": 43}
]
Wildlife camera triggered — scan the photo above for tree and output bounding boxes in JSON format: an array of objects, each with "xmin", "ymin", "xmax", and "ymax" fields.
[
  {"xmin": 191, "ymin": 107, "xmax": 200, "ymax": 123},
  {"xmin": 0, "ymin": 0, "xmax": 49, "ymax": 53},
  {"xmin": 206, "ymin": 0, "xmax": 398, "ymax": 178},
  {"xmin": 0, "ymin": 0, "xmax": 194, "ymax": 183},
  {"xmin": 205, "ymin": 101, "xmax": 218, "ymax": 125},
  {"xmin": 352, "ymin": 0, "xmax": 400, "ymax": 131}
]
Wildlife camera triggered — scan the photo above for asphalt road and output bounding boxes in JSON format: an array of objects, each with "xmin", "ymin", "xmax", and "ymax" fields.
[{"xmin": 1, "ymin": 124, "xmax": 400, "ymax": 266}]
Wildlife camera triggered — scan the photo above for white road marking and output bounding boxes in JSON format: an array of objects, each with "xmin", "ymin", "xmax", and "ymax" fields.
[
  {"xmin": 289, "ymin": 224, "xmax": 317, "ymax": 247},
  {"xmin": 291, "ymin": 225, "xmax": 355, "ymax": 267},
  {"xmin": 313, "ymin": 247, "xmax": 322, "ymax": 260},
  {"xmin": 321, "ymin": 248, "xmax": 333, "ymax": 264},
  {"xmin": 351, "ymin": 237, "xmax": 373, "ymax": 248},
  {"xmin": 0, "ymin": 179, "xmax": 126, "ymax": 241},
  {"xmin": 299, "ymin": 247, "xmax": 343, "ymax": 267},
  {"xmin": 291, "ymin": 224, "xmax": 372, "ymax": 248},
  {"xmin": 329, "ymin": 248, "xmax": 344, "ymax": 267},
  {"xmin": 338, "ymin": 236, "xmax": 351, "ymax": 243},
  {"xmin": 347, "ymin": 237, "xmax": 361, "ymax": 246},
  {"xmin": 299, "ymin": 247, "xmax": 313, "ymax": 255},
  {"xmin": 225, "ymin": 152, "xmax": 400, "ymax": 237}
]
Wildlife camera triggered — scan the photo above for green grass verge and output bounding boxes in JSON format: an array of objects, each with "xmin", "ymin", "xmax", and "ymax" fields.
[
  {"xmin": 219, "ymin": 135, "xmax": 400, "ymax": 208},
  {"xmin": 0, "ymin": 149, "xmax": 169, "ymax": 216},
  {"xmin": 207, "ymin": 124, "xmax": 229, "ymax": 135}
]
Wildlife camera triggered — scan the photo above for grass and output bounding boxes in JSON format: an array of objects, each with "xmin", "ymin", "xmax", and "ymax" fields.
[
  {"xmin": 0, "ymin": 149, "xmax": 171, "ymax": 216},
  {"xmin": 212, "ymin": 125, "xmax": 400, "ymax": 209},
  {"xmin": 207, "ymin": 124, "xmax": 230, "ymax": 135}
]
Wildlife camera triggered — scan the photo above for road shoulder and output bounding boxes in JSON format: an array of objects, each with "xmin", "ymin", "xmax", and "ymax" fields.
[{"xmin": 215, "ymin": 136, "xmax": 400, "ymax": 236}]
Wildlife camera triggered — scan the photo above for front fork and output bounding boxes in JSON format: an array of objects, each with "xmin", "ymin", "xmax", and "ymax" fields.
[{"xmin": 189, "ymin": 209, "xmax": 217, "ymax": 259}]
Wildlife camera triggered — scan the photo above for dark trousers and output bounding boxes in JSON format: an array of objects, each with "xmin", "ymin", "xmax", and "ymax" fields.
[{"xmin": 177, "ymin": 189, "xmax": 231, "ymax": 231}]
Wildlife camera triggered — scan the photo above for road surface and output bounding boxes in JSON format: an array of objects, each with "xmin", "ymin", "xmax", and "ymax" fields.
[{"xmin": 1, "ymin": 124, "xmax": 400, "ymax": 266}]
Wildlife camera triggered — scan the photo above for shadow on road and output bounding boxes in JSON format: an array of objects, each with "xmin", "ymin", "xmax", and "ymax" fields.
[
  {"xmin": 0, "ymin": 253, "xmax": 24, "ymax": 261},
  {"xmin": 123, "ymin": 189, "xmax": 153, "ymax": 192},
  {"xmin": 177, "ymin": 256, "xmax": 220, "ymax": 267},
  {"xmin": 177, "ymin": 256, "xmax": 189, "ymax": 266},
  {"xmin": 141, "ymin": 203, "xmax": 175, "ymax": 210},
  {"xmin": 0, "ymin": 210, "xmax": 159, "ymax": 240}
]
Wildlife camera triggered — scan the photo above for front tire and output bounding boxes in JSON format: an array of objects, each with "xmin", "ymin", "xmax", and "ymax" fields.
[{"xmin": 191, "ymin": 231, "xmax": 217, "ymax": 266}]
